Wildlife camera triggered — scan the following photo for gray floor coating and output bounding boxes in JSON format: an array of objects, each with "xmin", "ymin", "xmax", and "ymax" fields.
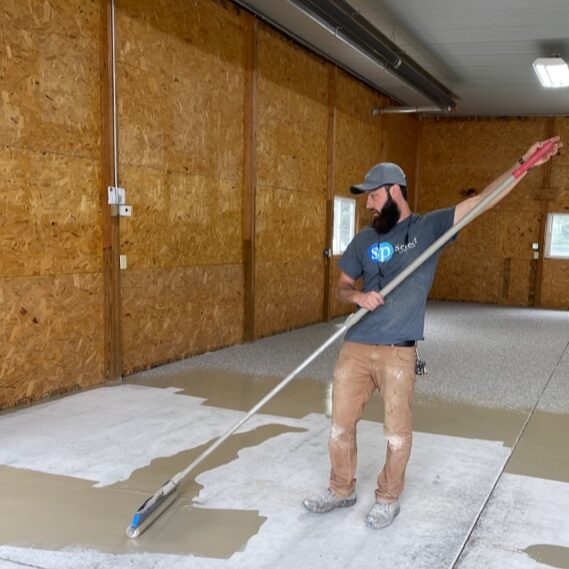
[{"xmin": 0, "ymin": 300, "xmax": 568, "ymax": 569}]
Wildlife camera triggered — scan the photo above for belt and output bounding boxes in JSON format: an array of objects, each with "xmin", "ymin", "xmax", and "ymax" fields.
[{"xmin": 388, "ymin": 340, "xmax": 416, "ymax": 347}]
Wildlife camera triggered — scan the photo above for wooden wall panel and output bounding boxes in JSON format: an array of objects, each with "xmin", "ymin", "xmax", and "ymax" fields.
[
  {"xmin": 432, "ymin": 246, "xmax": 533, "ymax": 307},
  {"xmin": 0, "ymin": 274, "xmax": 104, "ymax": 409},
  {"xmin": 118, "ymin": 0, "xmax": 246, "ymax": 177},
  {"xmin": 0, "ymin": 148, "xmax": 102, "ymax": 276},
  {"xmin": 0, "ymin": 0, "xmax": 104, "ymax": 410},
  {"xmin": 255, "ymin": 184, "xmax": 325, "ymax": 260},
  {"xmin": 430, "ymin": 251, "xmax": 502, "ymax": 304},
  {"xmin": 255, "ymin": 260, "xmax": 323, "ymax": 338},
  {"xmin": 421, "ymin": 117, "xmax": 551, "ymax": 306},
  {"xmin": 119, "ymin": 165, "xmax": 242, "ymax": 268},
  {"xmin": 0, "ymin": 0, "xmax": 100, "ymax": 157},
  {"xmin": 254, "ymin": 25, "xmax": 328, "ymax": 336},
  {"xmin": 379, "ymin": 114, "xmax": 420, "ymax": 205},
  {"xmin": 116, "ymin": 0, "xmax": 247, "ymax": 370},
  {"xmin": 547, "ymin": 189, "xmax": 569, "ymax": 212},
  {"xmin": 121, "ymin": 265, "xmax": 243, "ymax": 374},
  {"xmin": 541, "ymin": 260, "xmax": 569, "ymax": 308},
  {"xmin": 505, "ymin": 258, "xmax": 534, "ymax": 307},
  {"xmin": 497, "ymin": 211, "xmax": 542, "ymax": 257}
]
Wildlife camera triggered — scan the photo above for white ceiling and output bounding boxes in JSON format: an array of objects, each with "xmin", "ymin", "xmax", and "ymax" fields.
[{"xmin": 235, "ymin": 0, "xmax": 569, "ymax": 116}]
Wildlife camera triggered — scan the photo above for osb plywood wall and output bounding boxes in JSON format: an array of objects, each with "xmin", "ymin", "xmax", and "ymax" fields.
[
  {"xmin": 254, "ymin": 25, "xmax": 329, "ymax": 338},
  {"xmin": 0, "ymin": 0, "xmax": 104, "ymax": 409},
  {"xmin": 419, "ymin": 117, "xmax": 569, "ymax": 308},
  {"xmin": 116, "ymin": 0, "xmax": 247, "ymax": 373},
  {"xmin": 379, "ymin": 113, "xmax": 420, "ymax": 206}
]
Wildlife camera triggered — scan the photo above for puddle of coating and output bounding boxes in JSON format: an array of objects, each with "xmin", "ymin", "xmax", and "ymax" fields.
[
  {"xmin": 524, "ymin": 545, "xmax": 569, "ymax": 569},
  {"xmin": 411, "ymin": 398, "xmax": 526, "ymax": 447},
  {"xmin": 126, "ymin": 368, "xmax": 333, "ymax": 419},
  {"xmin": 127, "ymin": 367, "xmax": 526, "ymax": 445},
  {"xmin": 505, "ymin": 411, "xmax": 569, "ymax": 483},
  {"xmin": 113, "ymin": 423, "xmax": 306, "ymax": 497},
  {"xmin": 0, "ymin": 423, "xmax": 305, "ymax": 558}
]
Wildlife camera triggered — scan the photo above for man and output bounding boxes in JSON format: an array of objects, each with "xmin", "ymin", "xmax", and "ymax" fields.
[{"xmin": 303, "ymin": 137, "xmax": 561, "ymax": 530}]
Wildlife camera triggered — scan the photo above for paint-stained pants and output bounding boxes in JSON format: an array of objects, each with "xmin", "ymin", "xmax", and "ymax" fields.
[{"xmin": 329, "ymin": 341, "xmax": 416, "ymax": 503}]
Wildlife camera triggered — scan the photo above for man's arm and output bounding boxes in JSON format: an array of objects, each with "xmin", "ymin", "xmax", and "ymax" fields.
[
  {"xmin": 336, "ymin": 271, "xmax": 384, "ymax": 311},
  {"xmin": 453, "ymin": 136, "xmax": 562, "ymax": 225}
]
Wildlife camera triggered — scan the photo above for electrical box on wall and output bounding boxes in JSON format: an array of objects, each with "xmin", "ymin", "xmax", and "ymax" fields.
[
  {"xmin": 108, "ymin": 186, "xmax": 125, "ymax": 205},
  {"xmin": 108, "ymin": 186, "xmax": 133, "ymax": 217}
]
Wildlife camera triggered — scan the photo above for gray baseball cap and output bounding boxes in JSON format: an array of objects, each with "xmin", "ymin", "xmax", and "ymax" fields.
[{"xmin": 350, "ymin": 162, "xmax": 407, "ymax": 194}]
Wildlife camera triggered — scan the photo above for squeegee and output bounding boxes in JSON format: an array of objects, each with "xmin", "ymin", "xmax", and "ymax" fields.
[{"xmin": 126, "ymin": 138, "xmax": 557, "ymax": 539}]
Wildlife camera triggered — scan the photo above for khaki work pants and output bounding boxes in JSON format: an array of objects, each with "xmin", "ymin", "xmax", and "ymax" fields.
[{"xmin": 329, "ymin": 341, "xmax": 417, "ymax": 503}]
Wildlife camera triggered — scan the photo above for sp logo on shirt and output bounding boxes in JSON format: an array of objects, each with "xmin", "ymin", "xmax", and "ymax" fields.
[{"xmin": 367, "ymin": 242, "xmax": 394, "ymax": 263}]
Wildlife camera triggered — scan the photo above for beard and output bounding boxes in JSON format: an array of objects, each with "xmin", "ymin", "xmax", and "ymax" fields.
[{"xmin": 372, "ymin": 194, "xmax": 401, "ymax": 234}]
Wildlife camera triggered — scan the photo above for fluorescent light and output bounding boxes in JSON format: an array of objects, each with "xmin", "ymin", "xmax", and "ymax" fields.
[{"xmin": 533, "ymin": 57, "xmax": 569, "ymax": 88}]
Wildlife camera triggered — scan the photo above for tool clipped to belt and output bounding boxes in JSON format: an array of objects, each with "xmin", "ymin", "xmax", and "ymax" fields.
[
  {"xmin": 415, "ymin": 359, "xmax": 427, "ymax": 376},
  {"xmin": 415, "ymin": 348, "xmax": 427, "ymax": 377}
]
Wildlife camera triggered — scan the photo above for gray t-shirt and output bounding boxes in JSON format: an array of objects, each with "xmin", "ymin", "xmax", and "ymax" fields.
[{"xmin": 339, "ymin": 208, "xmax": 455, "ymax": 344}]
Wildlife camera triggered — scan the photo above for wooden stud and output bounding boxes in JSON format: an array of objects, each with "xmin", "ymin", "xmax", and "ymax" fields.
[
  {"xmin": 243, "ymin": 14, "xmax": 258, "ymax": 341},
  {"xmin": 100, "ymin": 0, "xmax": 122, "ymax": 379},
  {"xmin": 323, "ymin": 64, "xmax": 337, "ymax": 322}
]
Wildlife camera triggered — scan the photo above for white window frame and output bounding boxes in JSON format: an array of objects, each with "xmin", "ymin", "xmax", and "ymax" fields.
[
  {"xmin": 333, "ymin": 196, "xmax": 356, "ymax": 256},
  {"xmin": 545, "ymin": 213, "xmax": 569, "ymax": 259}
]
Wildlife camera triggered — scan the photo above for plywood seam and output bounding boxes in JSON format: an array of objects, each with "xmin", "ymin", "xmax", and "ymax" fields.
[{"xmin": 0, "ymin": 143, "xmax": 99, "ymax": 163}]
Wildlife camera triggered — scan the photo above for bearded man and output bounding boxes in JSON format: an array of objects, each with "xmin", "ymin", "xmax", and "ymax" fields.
[{"xmin": 303, "ymin": 138, "xmax": 561, "ymax": 530}]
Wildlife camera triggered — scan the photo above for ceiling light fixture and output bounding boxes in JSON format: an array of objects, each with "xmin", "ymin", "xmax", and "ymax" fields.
[{"xmin": 532, "ymin": 57, "xmax": 569, "ymax": 88}]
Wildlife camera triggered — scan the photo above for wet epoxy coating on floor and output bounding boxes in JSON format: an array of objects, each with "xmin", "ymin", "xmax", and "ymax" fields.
[
  {"xmin": 0, "ymin": 302, "xmax": 568, "ymax": 569},
  {"xmin": 524, "ymin": 545, "xmax": 569, "ymax": 569},
  {"xmin": 126, "ymin": 368, "xmax": 528, "ymax": 444},
  {"xmin": 0, "ymin": 423, "xmax": 305, "ymax": 558}
]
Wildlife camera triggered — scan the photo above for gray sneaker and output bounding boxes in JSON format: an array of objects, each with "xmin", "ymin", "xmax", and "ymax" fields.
[
  {"xmin": 365, "ymin": 500, "xmax": 400, "ymax": 529},
  {"xmin": 303, "ymin": 488, "xmax": 357, "ymax": 513}
]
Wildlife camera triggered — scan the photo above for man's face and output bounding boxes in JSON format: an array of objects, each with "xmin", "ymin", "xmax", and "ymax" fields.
[{"xmin": 367, "ymin": 185, "xmax": 401, "ymax": 234}]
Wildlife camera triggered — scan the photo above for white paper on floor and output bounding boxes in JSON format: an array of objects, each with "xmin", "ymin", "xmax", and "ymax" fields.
[{"xmin": 0, "ymin": 384, "xmax": 512, "ymax": 569}]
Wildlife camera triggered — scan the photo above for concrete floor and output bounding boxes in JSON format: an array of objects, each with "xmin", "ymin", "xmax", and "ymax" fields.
[{"xmin": 0, "ymin": 301, "xmax": 568, "ymax": 569}]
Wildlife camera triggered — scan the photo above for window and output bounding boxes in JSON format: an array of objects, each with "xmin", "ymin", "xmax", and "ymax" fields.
[
  {"xmin": 545, "ymin": 213, "xmax": 569, "ymax": 259},
  {"xmin": 333, "ymin": 197, "xmax": 356, "ymax": 255}
]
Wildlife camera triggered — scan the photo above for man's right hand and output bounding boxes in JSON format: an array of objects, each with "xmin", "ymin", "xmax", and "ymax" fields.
[
  {"xmin": 336, "ymin": 271, "xmax": 385, "ymax": 311},
  {"xmin": 356, "ymin": 290, "xmax": 385, "ymax": 311}
]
